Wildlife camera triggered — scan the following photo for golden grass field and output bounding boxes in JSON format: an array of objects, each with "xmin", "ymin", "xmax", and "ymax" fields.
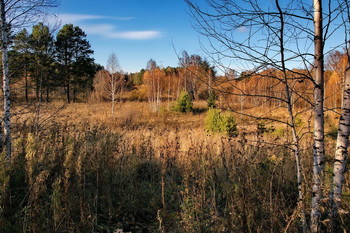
[{"xmin": 1, "ymin": 99, "xmax": 347, "ymax": 232}]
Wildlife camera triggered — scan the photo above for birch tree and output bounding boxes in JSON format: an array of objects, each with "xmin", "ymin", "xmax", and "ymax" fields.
[
  {"xmin": 330, "ymin": 0, "xmax": 350, "ymax": 227},
  {"xmin": 144, "ymin": 59, "xmax": 164, "ymax": 112},
  {"xmin": 185, "ymin": 0, "xmax": 312, "ymax": 230},
  {"xmin": 330, "ymin": 46, "xmax": 350, "ymax": 230},
  {"xmin": 310, "ymin": 1, "xmax": 325, "ymax": 231},
  {"xmin": 0, "ymin": 0, "xmax": 59, "ymax": 158},
  {"xmin": 106, "ymin": 53, "xmax": 122, "ymax": 117},
  {"xmin": 185, "ymin": 0, "xmax": 344, "ymax": 231}
]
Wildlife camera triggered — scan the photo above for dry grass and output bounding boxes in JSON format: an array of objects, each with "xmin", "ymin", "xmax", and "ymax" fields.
[
  {"xmin": 1, "ymin": 100, "xmax": 348, "ymax": 232},
  {"xmin": 10, "ymin": 101, "xmax": 213, "ymax": 135},
  {"xmin": 9, "ymin": 100, "xmax": 337, "ymax": 155},
  {"xmin": 2, "ymin": 117, "xmax": 301, "ymax": 232},
  {"xmin": 10, "ymin": 100, "xmax": 331, "ymax": 157}
]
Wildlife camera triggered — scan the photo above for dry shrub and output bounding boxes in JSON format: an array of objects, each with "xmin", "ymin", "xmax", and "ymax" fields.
[{"xmin": 128, "ymin": 86, "xmax": 148, "ymax": 101}]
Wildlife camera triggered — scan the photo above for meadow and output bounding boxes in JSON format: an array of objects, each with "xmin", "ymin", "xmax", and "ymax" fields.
[{"xmin": 1, "ymin": 100, "xmax": 348, "ymax": 232}]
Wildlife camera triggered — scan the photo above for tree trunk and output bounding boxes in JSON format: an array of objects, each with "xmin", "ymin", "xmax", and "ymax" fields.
[
  {"xmin": 36, "ymin": 79, "xmax": 39, "ymax": 101},
  {"xmin": 111, "ymin": 91, "xmax": 115, "ymax": 117},
  {"xmin": 25, "ymin": 69, "xmax": 29, "ymax": 102},
  {"xmin": 46, "ymin": 87, "xmax": 49, "ymax": 102},
  {"xmin": 157, "ymin": 74, "xmax": 161, "ymax": 109},
  {"xmin": 66, "ymin": 82, "xmax": 70, "ymax": 103},
  {"xmin": 275, "ymin": 1, "xmax": 306, "ymax": 230},
  {"xmin": 0, "ymin": 0, "xmax": 12, "ymax": 159},
  {"xmin": 331, "ymin": 45, "xmax": 350, "ymax": 220},
  {"xmin": 168, "ymin": 76, "xmax": 171, "ymax": 109},
  {"xmin": 311, "ymin": 0, "xmax": 325, "ymax": 231}
]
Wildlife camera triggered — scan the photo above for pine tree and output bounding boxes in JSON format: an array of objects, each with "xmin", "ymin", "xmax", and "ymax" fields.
[{"xmin": 55, "ymin": 24, "xmax": 94, "ymax": 102}]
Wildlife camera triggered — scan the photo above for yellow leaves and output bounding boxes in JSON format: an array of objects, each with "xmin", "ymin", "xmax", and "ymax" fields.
[
  {"xmin": 143, "ymin": 70, "xmax": 151, "ymax": 83},
  {"xmin": 327, "ymin": 72, "xmax": 341, "ymax": 86}
]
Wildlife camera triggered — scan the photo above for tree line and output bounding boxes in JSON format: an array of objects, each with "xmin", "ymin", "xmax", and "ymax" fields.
[
  {"xmin": 10, "ymin": 23, "xmax": 99, "ymax": 103},
  {"xmin": 96, "ymin": 49, "xmax": 345, "ymax": 116},
  {"xmin": 90, "ymin": 51, "xmax": 215, "ymax": 113},
  {"xmin": 214, "ymin": 50, "xmax": 348, "ymax": 111}
]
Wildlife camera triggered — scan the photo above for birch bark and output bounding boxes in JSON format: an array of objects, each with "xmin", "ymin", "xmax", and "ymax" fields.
[
  {"xmin": 0, "ymin": 0, "xmax": 11, "ymax": 159},
  {"xmin": 311, "ymin": 0, "xmax": 325, "ymax": 231},
  {"xmin": 331, "ymin": 46, "xmax": 350, "ymax": 216}
]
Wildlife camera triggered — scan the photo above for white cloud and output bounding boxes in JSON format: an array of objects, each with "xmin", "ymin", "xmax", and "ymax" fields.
[
  {"xmin": 55, "ymin": 13, "xmax": 162, "ymax": 40},
  {"xmin": 83, "ymin": 23, "xmax": 162, "ymax": 40},
  {"xmin": 59, "ymin": 13, "xmax": 134, "ymax": 24},
  {"xmin": 82, "ymin": 24, "xmax": 116, "ymax": 34},
  {"xmin": 110, "ymin": 30, "xmax": 162, "ymax": 40}
]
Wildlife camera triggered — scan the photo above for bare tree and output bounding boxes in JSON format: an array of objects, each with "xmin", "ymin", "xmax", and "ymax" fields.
[
  {"xmin": 185, "ymin": 0, "xmax": 345, "ymax": 231},
  {"xmin": 106, "ymin": 53, "xmax": 122, "ymax": 117},
  {"xmin": 185, "ymin": 0, "xmax": 313, "ymax": 230},
  {"xmin": 330, "ymin": 0, "xmax": 350, "ymax": 228},
  {"xmin": 310, "ymin": 1, "xmax": 325, "ymax": 231},
  {"xmin": 0, "ymin": 0, "xmax": 59, "ymax": 158},
  {"xmin": 145, "ymin": 59, "xmax": 164, "ymax": 112}
]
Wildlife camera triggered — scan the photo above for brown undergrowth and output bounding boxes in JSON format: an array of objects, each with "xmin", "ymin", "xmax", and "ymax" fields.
[{"xmin": 0, "ymin": 101, "xmax": 348, "ymax": 232}]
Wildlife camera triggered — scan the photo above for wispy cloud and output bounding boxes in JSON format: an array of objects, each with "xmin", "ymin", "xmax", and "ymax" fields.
[
  {"xmin": 56, "ymin": 13, "xmax": 162, "ymax": 40},
  {"xmin": 80, "ymin": 24, "xmax": 115, "ymax": 34},
  {"xmin": 112, "ymin": 30, "xmax": 161, "ymax": 40},
  {"xmin": 83, "ymin": 24, "xmax": 162, "ymax": 40},
  {"xmin": 59, "ymin": 13, "xmax": 134, "ymax": 24}
]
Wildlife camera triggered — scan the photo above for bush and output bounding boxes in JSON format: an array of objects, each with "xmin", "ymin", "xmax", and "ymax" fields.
[
  {"xmin": 222, "ymin": 114, "xmax": 238, "ymax": 137},
  {"xmin": 129, "ymin": 88, "xmax": 147, "ymax": 101},
  {"xmin": 207, "ymin": 92, "xmax": 217, "ymax": 108},
  {"xmin": 205, "ymin": 108, "xmax": 238, "ymax": 137},
  {"xmin": 171, "ymin": 91, "xmax": 193, "ymax": 113},
  {"xmin": 205, "ymin": 108, "xmax": 222, "ymax": 132},
  {"xmin": 257, "ymin": 120, "xmax": 275, "ymax": 134}
]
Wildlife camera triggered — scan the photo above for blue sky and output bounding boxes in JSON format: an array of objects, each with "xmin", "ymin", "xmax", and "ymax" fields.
[
  {"xmin": 48, "ymin": 0, "xmax": 347, "ymax": 75},
  {"xmin": 53, "ymin": 0, "xmax": 204, "ymax": 73}
]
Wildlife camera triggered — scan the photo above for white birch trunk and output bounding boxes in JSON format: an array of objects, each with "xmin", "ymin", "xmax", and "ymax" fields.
[
  {"xmin": 168, "ymin": 76, "xmax": 171, "ymax": 109},
  {"xmin": 157, "ymin": 74, "xmax": 161, "ymax": 110},
  {"xmin": 111, "ymin": 88, "xmax": 115, "ymax": 118},
  {"xmin": 0, "ymin": 0, "xmax": 11, "ymax": 159},
  {"xmin": 311, "ymin": 0, "xmax": 325, "ymax": 231},
  {"xmin": 331, "ymin": 46, "xmax": 350, "ymax": 217}
]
